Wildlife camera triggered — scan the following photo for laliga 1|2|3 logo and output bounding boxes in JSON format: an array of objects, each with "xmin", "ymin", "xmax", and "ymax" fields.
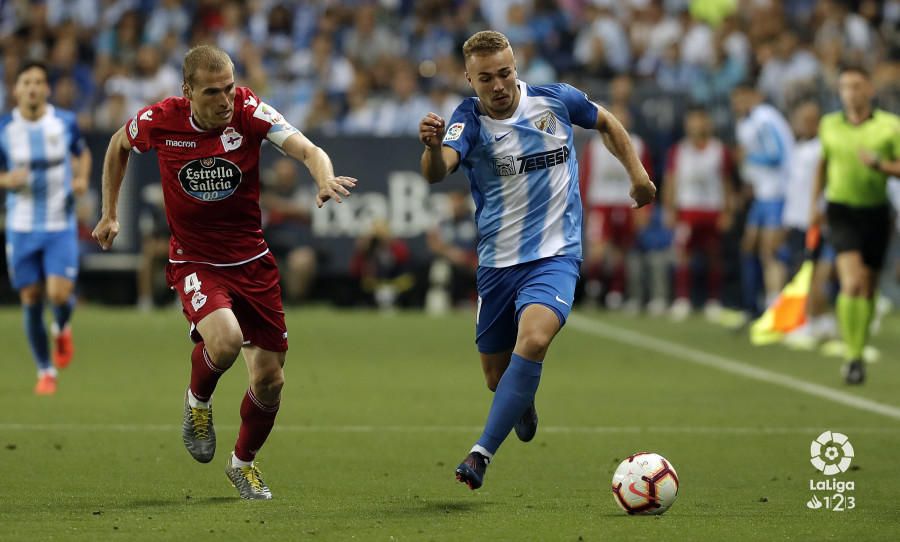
[{"xmin": 806, "ymin": 431, "xmax": 856, "ymax": 512}]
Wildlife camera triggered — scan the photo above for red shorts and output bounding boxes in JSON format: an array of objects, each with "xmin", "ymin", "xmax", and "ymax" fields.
[
  {"xmin": 674, "ymin": 209, "xmax": 721, "ymax": 252},
  {"xmin": 587, "ymin": 205, "xmax": 635, "ymax": 246},
  {"xmin": 166, "ymin": 252, "xmax": 288, "ymax": 352}
]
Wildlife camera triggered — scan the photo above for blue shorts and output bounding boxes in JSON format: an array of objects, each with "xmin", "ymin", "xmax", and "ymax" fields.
[
  {"xmin": 475, "ymin": 256, "xmax": 580, "ymax": 354},
  {"xmin": 746, "ymin": 199, "xmax": 785, "ymax": 229},
  {"xmin": 5, "ymin": 229, "xmax": 79, "ymax": 290}
]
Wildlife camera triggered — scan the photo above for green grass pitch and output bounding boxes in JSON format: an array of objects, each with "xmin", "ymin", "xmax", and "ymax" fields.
[{"xmin": 1, "ymin": 306, "xmax": 899, "ymax": 540}]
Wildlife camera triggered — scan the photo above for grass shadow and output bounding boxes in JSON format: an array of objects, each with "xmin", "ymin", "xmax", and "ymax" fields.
[{"xmin": 378, "ymin": 499, "xmax": 486, "ymax": 518}]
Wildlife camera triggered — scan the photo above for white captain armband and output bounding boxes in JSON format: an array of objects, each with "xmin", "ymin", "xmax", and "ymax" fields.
[{"xmin": 255, "ymin": 101, "xmax": 299, "ymax": 152}]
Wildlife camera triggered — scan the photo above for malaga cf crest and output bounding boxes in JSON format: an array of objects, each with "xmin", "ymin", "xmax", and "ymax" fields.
[{"xmin": 535, "ymin": 111, "xmax": 557, "ymax": 135}]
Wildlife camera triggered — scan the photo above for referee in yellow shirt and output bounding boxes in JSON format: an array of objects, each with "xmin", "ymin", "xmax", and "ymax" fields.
[{"xmin": 812, "ymin": 65, "xmax": 900, "ymax": 384}]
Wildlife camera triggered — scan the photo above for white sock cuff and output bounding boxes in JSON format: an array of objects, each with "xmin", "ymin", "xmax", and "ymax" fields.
[
  {"xmin": 187, "ymin": 389, "xmax": 211, "ymax": 409},
  {"xmin": 470, "ymin": 444, "xmax": 493, "ymax": 462},
  {"xmin": 231, "ymin": 451, "xmax": 252, "ymax": 468}
]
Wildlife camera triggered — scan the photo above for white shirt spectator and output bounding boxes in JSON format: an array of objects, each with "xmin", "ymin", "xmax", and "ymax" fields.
[
  {"xmin": 783, "ymin": 138, "xmax": 821, "ymax": 229},
  {"xmin": 47, "ymin": 0, "xmax": 99, "ymax": 29},
  {"xmin": 681, "ymin": 21, "xmax": 714, "ymax": 67},
  {"xmin": 758, "ymin": 49, "xmax": 819, "ymax": 110},
  {"xmin": 144, "ymin": 0, "xmax": 190, "ymax": 44},
  {"xmin": 574, "ymin": 10, "xmax": 631, "ymax": 73}
]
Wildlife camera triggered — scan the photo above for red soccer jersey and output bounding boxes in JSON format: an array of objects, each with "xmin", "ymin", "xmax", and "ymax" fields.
[{"xmin": 125, "ymin": 87, "xmax": 290, "ymax": 265}]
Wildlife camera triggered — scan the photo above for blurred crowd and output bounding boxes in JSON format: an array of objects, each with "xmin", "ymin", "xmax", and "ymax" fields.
[{"xmin": 1, "ymin": 0, "xmax": 898, "ymax": 136}]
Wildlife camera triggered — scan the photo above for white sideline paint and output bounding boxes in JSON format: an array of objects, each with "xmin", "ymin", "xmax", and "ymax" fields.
[
  {"xmin": 0, "ymin": 423, "xmax": 898, "ymax": 435},
  {"xmin": 567, "ymin": 314, "xmax": 900, "ymax": 422}
]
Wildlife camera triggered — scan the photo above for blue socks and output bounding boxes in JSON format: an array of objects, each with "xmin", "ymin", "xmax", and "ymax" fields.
[
  {"xmin": 476, "ymin": 353, "xmax": 543, "ymax": 456},
  {"xmin": 741, "ymin": 253, "xmax": 761, "ymax": 317},
  {"xmin": 23, "ymin": 302, "xmax": 50, "ymax": 371},
  {"xmin": 52, "ymin": 296, "xmax": 74, "ymax": 331}
]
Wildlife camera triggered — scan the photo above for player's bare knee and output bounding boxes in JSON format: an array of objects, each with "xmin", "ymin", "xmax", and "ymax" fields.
[
  {"xmin": 841, "ymin": 276, "xmax": 867, "ymax": 297},
  {"xmin": 252, "ymin": 367, "xmax": 284, "ymax": 400},
  {"xmin": 47, "ymin": 291, "xmax": 69, "ymax": 306},
  {"xmin": 516, "ymin": 329, "xmax": 553, "ymax": 360},
  {"xmin": 205, "ymin": 333, "xmax": 243, "ymax": 365},
  {"xmin": 19, "ymin": 286, "xmax": 42, "ymax": 305}
]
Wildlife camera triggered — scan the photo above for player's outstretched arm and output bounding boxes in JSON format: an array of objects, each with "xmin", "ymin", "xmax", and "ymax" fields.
[
  {"xmin": 280, "ymin": 131, "xmax": 357, "ymax": 208},
  {"xmin": 92, "ymin": 126, "xmax": 132, "ymax": 250},
  {"xmin": 419, "ymin": 112, "xmax": 459, "ymax": 184},
  {"xmin": 595, "ymin": 106, "xmax": 656, "ymax": 208}
]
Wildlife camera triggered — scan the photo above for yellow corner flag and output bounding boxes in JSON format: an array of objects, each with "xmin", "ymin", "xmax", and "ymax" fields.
[{"xmin": 749, "ymin": 227, "xmax": 820, "ymax": 345}]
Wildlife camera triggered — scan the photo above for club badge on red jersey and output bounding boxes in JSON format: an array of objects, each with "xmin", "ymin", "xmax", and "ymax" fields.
[{"xmin": 221, "ymin": 126, "xmax": 243, "ymax": 152}]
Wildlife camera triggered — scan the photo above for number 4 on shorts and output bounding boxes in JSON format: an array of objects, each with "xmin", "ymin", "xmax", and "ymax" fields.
[{"xmin": 184, "ymin": 272, "xmax": 202, "ymax": 294}]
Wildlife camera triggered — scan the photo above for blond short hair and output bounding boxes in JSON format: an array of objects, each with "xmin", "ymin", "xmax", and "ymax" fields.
[
  {"xmin": 462, "ymin": 31, "xmax": 511, "ymax": 59},
  {"xmin": 182, "ymin": 45, "xmax": 234, "ymax": 87}
]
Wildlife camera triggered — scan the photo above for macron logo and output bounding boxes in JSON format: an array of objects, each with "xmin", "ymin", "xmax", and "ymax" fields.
[{"xmin": 166, "ymin": 140, "xmax": 197, "ymax": 148}]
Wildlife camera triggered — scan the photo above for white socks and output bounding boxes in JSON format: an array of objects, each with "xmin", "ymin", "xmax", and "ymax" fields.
[
  {"xmin": 231, "ymin": 452, "xmax": 252, "ymax": 468},
  {"xmin": 470, "ymin": 444, "xmax": 493, "ymax": 463},
  {"xmin": 187, "ymin": 389, "xmax": 211, "ymax": 409}
]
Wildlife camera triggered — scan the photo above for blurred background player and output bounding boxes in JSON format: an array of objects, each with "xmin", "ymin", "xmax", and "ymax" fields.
[
  {"xmin": 419, "ymin": 31, "xmax": 655, "ymax": 491},
  {"xmin": 580, "ymin": 104, "xmax": 651, "ymax": 310},
  {"xmin": 91, "ymin": 45, "xmax": 356, "ymax": 498},
  {"xmin": 425, "ymin": 189, "xmax": 477, "ymax": 314},
  {"xmin": 731, "ymin": 83, "xmax": 795, "ymax": 325},
  {"xmin": 136, "ymin": 183, "xmax": 171, "ymax": 310},
  {"xmin": 664, "ymin": 106, "xmax": 734, "ymax": 321},
  {"xmin": 814, "ymin": 65, "xmax": 900, "ymax": 384},
  {"xmin": 0, "ymin": 61, "xmax": 91, "ymax": 394},
  {"xmin": 626, "ymin": 205, "xmax": 673, "ymax": 316},
  {"xmin": 260, "ymin": 157, "xmax": 318, "ymax": 304},
  {"xmin": 349, "ymin": 219, "xmax": 414, "ymax": 311},
  {"xmin": 780, "ymin": 101, "xmax": 838, "ymax": 348}
]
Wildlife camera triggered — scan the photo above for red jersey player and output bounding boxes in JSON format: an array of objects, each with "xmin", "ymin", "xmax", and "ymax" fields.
[
  {"xmin": 92, "ymin": 45, "xmax": 357, "ymax": 499},
  {"xmin": 663, "ymin": 107, "xmax": 734, "ymax": 320}
]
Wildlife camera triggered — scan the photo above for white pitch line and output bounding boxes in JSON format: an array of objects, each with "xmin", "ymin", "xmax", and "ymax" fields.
[
  {"xmin": 567, "ymin": 314, "xmax": 900, "ymax": 422},
  {"xmin": 0, "ymin": 423, "xmax": 899, "ymax": 435}
]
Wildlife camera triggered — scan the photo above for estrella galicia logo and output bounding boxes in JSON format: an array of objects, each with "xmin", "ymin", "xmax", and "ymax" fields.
[
  {"xmin": 494, "ymin": 155, "xmax": 515, "ymax": 176},
  {"xmin": 178, "ymin": 157, "xmax": 242, "ymax": 202}
]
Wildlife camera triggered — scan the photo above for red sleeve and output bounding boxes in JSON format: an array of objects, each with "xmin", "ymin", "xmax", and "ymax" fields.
[{"xmin": 125, "ymin": 103, "xmax": 161, "ymax": 153}]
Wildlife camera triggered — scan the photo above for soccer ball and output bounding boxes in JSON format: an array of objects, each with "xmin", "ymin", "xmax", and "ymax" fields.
[{"xmin": 611, "ymin": 452, "xmax": 679, "ymax": 515}]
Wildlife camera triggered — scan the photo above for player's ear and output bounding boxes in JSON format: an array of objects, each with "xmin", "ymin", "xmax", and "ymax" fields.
[
  {"xmin": 465, "ymin": 72, "xmax": 472, "ymax": 88},
  {"xmin": 182, "ymin": 84, "xmax": 191, "ymax": 99}
]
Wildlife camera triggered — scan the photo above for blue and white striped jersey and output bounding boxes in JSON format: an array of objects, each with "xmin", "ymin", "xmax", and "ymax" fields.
[
  {"xmin": 443, "ymin": 80, "xmax": 597, "ymax": 268},
  {"xmin": 0, "ymin": 105, "xmax": 86, "ymax": 232},
  {"xmin": 735, "ymin": 103, "xmax": 794, "ymax": 201}
]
